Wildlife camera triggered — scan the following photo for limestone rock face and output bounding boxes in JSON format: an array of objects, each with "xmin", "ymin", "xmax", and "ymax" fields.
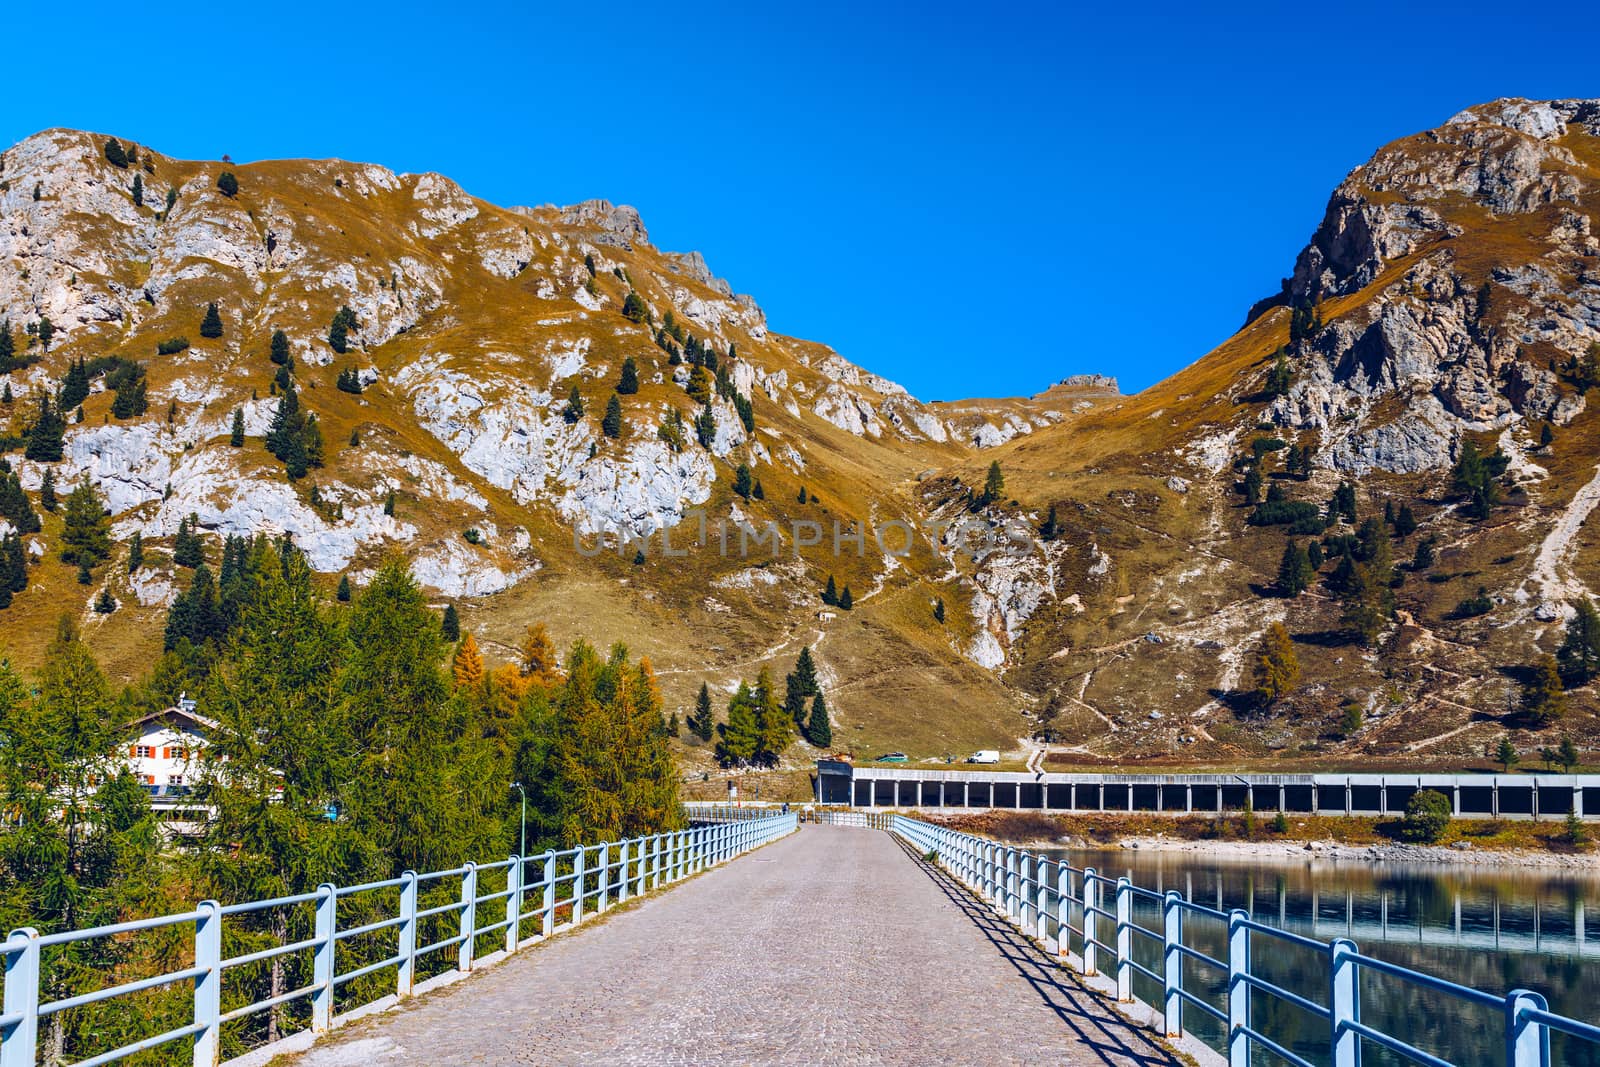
[
  {"xmin": 558, "ymin": 199, "xmax": 647, "ymax": 248},
  {"xmin": 1266, "ymin": 99, "xmax": 1600, "ymax": 473}
]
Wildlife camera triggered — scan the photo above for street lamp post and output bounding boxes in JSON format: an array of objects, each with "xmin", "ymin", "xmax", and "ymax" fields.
[{"xmin": 511, "ymin": 781, "xmax": 527, "ymax": 859}]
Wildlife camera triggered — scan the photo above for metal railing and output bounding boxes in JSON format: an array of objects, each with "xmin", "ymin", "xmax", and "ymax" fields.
[
  {"xmin": 892, "ymin": 815, "xmax": 1600, "ymax": 1067},
  {"xmin": 1, "ymin": 812, "xmax": 797, "ymax": 1067},
  {"xmin": 681, "ymin": 802, "xmax": 792, "ymax": 823},
  {"xmin": 807, "ymin": 810, "xmax": 892, "ymax": 829}
]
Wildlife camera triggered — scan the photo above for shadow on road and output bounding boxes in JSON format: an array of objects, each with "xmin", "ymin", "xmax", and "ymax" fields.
[{"xmin": 891, "ymin": 835, "xmax": 1190, "ymax": 1067}]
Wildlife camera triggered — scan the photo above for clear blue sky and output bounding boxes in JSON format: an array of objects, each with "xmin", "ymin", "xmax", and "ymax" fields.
[{"xmin": 2, "ymin": 1, "xmax": 1588, "ymax": 399}]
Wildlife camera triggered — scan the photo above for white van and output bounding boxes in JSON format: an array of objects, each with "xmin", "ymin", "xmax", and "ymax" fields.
[{"xmin": 966, "ymin": 750, "xmax": 1000, "ymax": 764}]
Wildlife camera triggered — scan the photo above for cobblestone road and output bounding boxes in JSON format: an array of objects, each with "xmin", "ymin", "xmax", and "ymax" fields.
[{"xmin": 286, "ymin": 826, "xmax": 1186, "ymax": 1066}]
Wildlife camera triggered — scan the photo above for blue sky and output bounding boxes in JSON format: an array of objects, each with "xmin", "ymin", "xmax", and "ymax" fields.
[{"xmin": 2, "ymin": 1, "xmax": 1587, "ymax": 399}]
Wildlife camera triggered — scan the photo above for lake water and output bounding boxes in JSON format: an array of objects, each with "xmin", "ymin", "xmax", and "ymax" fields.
[{"xmin": 1036, "ymin": 848, "xmax": 1600, "ymax": 1066}]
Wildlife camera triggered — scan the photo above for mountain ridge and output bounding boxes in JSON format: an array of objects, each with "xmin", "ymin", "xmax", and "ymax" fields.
[{"xmin": 1, "ymin": 100, "xmax": 1598, "ymax": 776}]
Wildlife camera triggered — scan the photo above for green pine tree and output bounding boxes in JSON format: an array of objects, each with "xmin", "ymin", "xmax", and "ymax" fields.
[
  {"xmin": 216, "ymin": 171, "xmax": 238, "ymax": 197},
  {"xmin": 602, "ymin": 392, "xmax": 623, "ymax": 438},
  {"xmin": 1264, "ymin": 348, "xmax": 1293, "ymax": 396},
  {"xmin": 1277, "ymin": 540, "xmax": 1312, "ymax": 596},
  {"xmin": 689, "ymin": 682, "xmax": 716, "ymax": 741},
  {"xmin": 173, "ymin": 513, "xmax": 205, "ymax": 568},
  {"xmin": 1521, "ymin": 655, "xmax": 1567, "ymax": 727},
  {"xmin": 694, "ymin": 403, "xmax": 716, "ymax": 448},
  {"xmin": 716, "ymin": 681, "xmax": 761, "ymax": 766},
  {"xmin": 617, "ymin": 356, "xmax": 639, "ymax": 395},
  {"xmin": 39, "ymin": 468, "xmax": 57, "ymax": 512},
  {"xmin": 784, "ymin": 647, "xmax": 820, "ymax": 728},
  {"xmin": 59, "ymin": 357, "xmax": 90, "ymax": 410},
  {"xmin": 327, "ymin": 306, "xmax": 357, "ymax": 354},
  {"xmin": 805, "ymin": 692, "xmax": 832, "ymax": 748},
  {"xmin": 200, "ymin": 302, "xmax": 224, "ymax": 339},
  {"xmin": 59, "ymin": 481, "xmax": 112, "ymax": 569},
  {"xmin": 1558, "ymin": 597, "xmax": 1600, "ymax": 685},
  {"xmin": 270, "ymin": 329, "xmax": 291, "ymax": 366},
  {"xmin": 1340, "ymin": 562, "xmax": 1391, "ymax": 646},
  {"xmin": 230, "ymin": 408, "xmax": 245, "ymax": 447},
  {"xmin": 563, "ymin": 384, "xmax": 584, "ymax": 423},
  {"xmin": 24, "ymin": 395, "xmax": 65, "ymax": 462},
  {"xmin": 441, "ymin": 603, "xmax": 461, "ymax": 642},
  {"xmin": 752, "ymin": 666, "xmax": 792, "ymax": 766}
]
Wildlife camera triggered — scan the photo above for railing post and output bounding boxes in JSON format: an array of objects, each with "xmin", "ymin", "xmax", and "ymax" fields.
[
  {"xmin": 542, "ymin": 851, "xmax": 556, "ymax": 938},
  {"xmin": 505, "ymin": 856, "xmax": 522, "ymax": 955},
  {"xmin": 1036, "ymin": 860, "xmax": 1049, "ymax": 944},
  {"xmin": 1505, "ymin": 989, "xmax": 1549, "ymax": 1067},
  {"xmin": 311, "ymin": 883, "xmax": 337, "ymax": 1033},
  {"xmin": 572, "ymin": 849, "xmax": 585, "ymax": 925},
  {"xmin": 397, "ymin": 870, "xmax": 418, "ymax": 996},
  {"xmin": 618, "ymin": 840, "xmax": 631, "ymax": 903},
  {"xmin": 2, "ymin": 928, "xmax": 40, "ymax": 1067},
  {"xmin": 1228, "ymin": 908, "xmax": 1251, "ymax": 1067},
  {"xmin": 1024, "ymin": 854, "xmax": 1036, "ymax": 932},
  {"xmin": 598, "ymin": 844, "xmax": 610, "ymax": 913},
  {"xmin": 1163, "ymin": 891, "xmax": 1183, "ymax": 1037},
  {"xmin": 193, "ymin": 900, "xmax": 221, "ymax": 1067},
  {"xmin": 1057, "ymin": 866, "xmax": 1073, "ymax": 963},
  {"xmin": 1083, "ymin": 869, "xmax": 1098, "ymax": 976},
  {"xmin": 458, "ymin": 862, "xmax": 478, "ymax": 972},
  {"xmin": 1007, "ymin": 849, "xmax": 1019, "ymax": 921},
  {"xmin": 1329, "ymin": 937, "xmax": 1360, "ymax": 1067},
  {"xmin": 638, "ymin": 838, "xmax": 649, "ymax": 895},
  {"xmin": 1115, "ymin": 878, "xmax": 1132, "ymax": 1002}
]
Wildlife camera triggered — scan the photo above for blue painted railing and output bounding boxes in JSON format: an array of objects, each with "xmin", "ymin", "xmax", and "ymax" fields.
[
  {"xmin": 1, "ymin": 812, "xmax": 797, "ymax": 1067},
  {"xmin": 892, "ymin": 815, "xmax": 1600, "ymax": 1067}
]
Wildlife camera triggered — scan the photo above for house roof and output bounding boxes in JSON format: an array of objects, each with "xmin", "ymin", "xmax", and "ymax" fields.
[{"xmin": 126, "ymin": 704, "xmax": 220, "ymax": 733}]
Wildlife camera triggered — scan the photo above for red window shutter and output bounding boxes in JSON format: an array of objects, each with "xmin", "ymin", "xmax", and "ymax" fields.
[
  {"xmin": 162, "ymin": 746, "xmax": 170, "ymax": 759},
  {"xmin": 130, "ymin": 744, "xmax": 138, "ymax": 758}
]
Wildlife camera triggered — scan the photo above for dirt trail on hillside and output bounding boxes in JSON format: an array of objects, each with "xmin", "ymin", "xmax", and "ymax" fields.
[{"xmin": 1523, "ymin": 462, "xmax": 1600, "ymax": 611}]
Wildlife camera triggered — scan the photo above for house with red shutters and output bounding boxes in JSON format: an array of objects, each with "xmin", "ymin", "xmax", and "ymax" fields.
[{"xmin": 122, "ymin": 695, "xmax": 215, "ymax": 819}]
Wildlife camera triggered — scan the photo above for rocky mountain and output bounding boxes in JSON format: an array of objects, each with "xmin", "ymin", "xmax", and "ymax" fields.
[
  {"xmin": 2, "ymin": 100, "xmax": 1598, "ymax": 774},
  {"xmin": 965, "ymin": 97, "xmax": 1600, "ymax": 768},
  {"xmin": 0, "ymin": 127, "xmax": 1117, "ymax": 766}
]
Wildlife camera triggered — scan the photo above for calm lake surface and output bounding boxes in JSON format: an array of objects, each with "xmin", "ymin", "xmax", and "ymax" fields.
[{"xmin": 1035, "ymin": 847, "xmax": 1600, "ymax": 1066}]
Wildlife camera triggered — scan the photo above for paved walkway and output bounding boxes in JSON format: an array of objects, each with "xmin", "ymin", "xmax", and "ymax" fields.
[{"xmin": 285, "ymin": 826, "xmax": 1186, "ymax": 1066}]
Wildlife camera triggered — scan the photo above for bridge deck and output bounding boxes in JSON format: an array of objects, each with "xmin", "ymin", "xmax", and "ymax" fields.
[{"xmin": 283, "ymin": 825, "xmax": 1184, "ymax": 1066}]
